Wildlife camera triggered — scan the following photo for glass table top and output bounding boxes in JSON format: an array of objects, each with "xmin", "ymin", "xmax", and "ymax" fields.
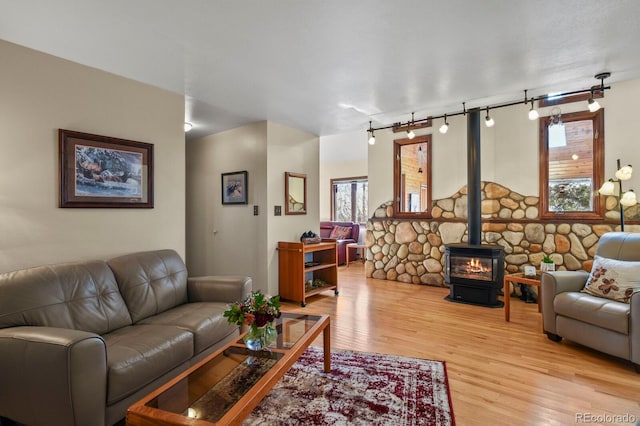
[{"xmin": 144, "ymin": 313, "xmax": 324, "ymax": 423}]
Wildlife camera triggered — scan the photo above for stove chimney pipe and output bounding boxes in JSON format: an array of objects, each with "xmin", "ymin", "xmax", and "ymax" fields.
[{"xmin": 467, "ymin": 108, "xmax": 481, "ymax": 245}]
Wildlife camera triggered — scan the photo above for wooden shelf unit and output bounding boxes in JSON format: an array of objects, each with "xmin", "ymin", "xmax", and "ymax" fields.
[{"xmin": 277, "ymin": 239, "xmax": 339, "ymax": 307}]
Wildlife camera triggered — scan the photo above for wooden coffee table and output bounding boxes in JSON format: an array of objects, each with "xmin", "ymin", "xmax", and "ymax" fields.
[{"xmin": 127, "ymin": 313, "xmax": 330, "ymax": 425}]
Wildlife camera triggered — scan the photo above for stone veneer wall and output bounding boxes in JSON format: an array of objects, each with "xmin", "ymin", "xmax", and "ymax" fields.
[{"xmin": 365, "ymin": 181, "xmax": 640, "ymax": 285}]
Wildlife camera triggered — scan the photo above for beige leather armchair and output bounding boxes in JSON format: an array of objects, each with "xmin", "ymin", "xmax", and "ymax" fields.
[{"xmin": 541, "ymin": 232, "xmax": 640, "ymax": 371}]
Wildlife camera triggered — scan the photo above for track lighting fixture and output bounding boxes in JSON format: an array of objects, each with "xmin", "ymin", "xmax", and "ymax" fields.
[
  {"xmin": 484, "ymin": 107, "xmax": 494, "ymax": 127},
  {"xmin": 528, "ymin": 100, "xmax": 539, "ymax": 120},
  {"xmin": 365, "ymin": 72, "xmax": 611, "ymax": 138},
  {"xmin": 184, "ymin": 122, "xmax": 193, "ymax": 132},
  {"xmin": 368, "ymin": 121, "xmax": 376, "ymax": 145},
  {"xmin": 439, "ymin": 114, "xmax": 449, "ymax": 134}
]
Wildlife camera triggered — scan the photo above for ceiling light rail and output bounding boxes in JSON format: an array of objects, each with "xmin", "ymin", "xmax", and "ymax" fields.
[{"xmin": 367, "ymin": 72, "xmax": 611, "ymax": 142}]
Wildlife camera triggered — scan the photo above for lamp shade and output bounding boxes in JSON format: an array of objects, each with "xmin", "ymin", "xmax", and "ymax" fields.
[
  {"xmin": 598, "ymin": 180, "xmax": 616, "ymax": 196},
  {"xmin": 615, "ymin": 165, "xmax": 633, "ymax": 181},
  {"xmin": 620, "ymin": 190, "xmax": 638, "ymax": 207}
]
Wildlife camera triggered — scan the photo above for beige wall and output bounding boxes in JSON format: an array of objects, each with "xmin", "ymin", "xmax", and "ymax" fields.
[
  {"xmin": 187, "ymin": 120, "xmax": 319, "ymax": 295},
  {"xmin": 186, "ymin": 122, "xmax": 268, "ymax": 287},
  {"xmin": 0, "ymin": 40, "xmax": 185, "ymax": 273},
  {"xmin": 368, "ymin": 79, "xmax": 640, "ymax": 213}
]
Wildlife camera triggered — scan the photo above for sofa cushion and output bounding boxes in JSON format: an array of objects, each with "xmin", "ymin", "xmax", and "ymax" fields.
[
  {"xmin": 0, "ymin": 261, "xmax": 132, "ymax": 334},
  {"xmin": 108, "ymin": 250, "xmax": 189, "ymax": 323},
  {"xmin": 103, "ymin": 324, "xmax": 193, "ymax": 404},
  {"xmin": 329, "ymin": 225, "xmax": 353, "ymax": 240},
  {"xmin": 554, "ymin": 291, "xmax": 630, "ymax": 334},
  {"xmin": 138, "ymin": 302, "xmax": 237, "ymax": 354},
  {"xmin": 582, "ymin": 255, "xmax": 640, "ymax": 303}
]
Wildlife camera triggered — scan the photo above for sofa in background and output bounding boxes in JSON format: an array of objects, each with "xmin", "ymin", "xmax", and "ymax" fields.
[
  {"xmin": 320, "ymin": 221, "xmax": 360, "ymax": 265},
  {"xmin": 0, "ymin": 249, "xmax": 252, "ymax": 426},
  {"xmin": 541, "ymin": 232, "xmax": 640, "ymax": 371}
]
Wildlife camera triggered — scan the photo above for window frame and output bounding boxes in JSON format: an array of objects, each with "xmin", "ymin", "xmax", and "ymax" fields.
[
  {"xmin": 538, "ymin": 109, "xmax": 605, "ymax": 220},
  {"xmin": 393, "ymin": 134, "xmax": 432, "ymax": 219},
  {"xmin": 330, "ymin": 176, "xmax": 368, "ymax": 224}
]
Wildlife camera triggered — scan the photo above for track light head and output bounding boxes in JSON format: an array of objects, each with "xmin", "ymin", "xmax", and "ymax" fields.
[
  {"xmin": 485, "ymin": 108, "xmax": 494, "ymax": 127},
  {"xmin": 528, "ymin": 100, "xmax": 538, "ymax": 120},
  {"xmin": 406, "ymin": 129, "xmax": 415, "ymax": 139},
  {"xmin": 588, "ymin": 95, "xmax": 601, "ymax": 112},
  {"xmin": 367, "ymin": 120, "xmax": 376, "ymax": 145},
  {"xmin": 439, "ymin": 114, "xmax": 449, "ymax": 134}
]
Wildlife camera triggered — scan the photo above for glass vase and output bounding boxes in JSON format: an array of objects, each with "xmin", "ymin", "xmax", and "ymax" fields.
[{"xmin": 243, "ymin": 322, "xmax": 277, "ymax": 351}]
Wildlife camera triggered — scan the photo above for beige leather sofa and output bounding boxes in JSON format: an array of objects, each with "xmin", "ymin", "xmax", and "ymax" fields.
[
  {"xmin": 0, "ymin": 249, "xmax": 252, "ymax": 426},
  {"xmin": 541, "ymin": 232, "xmax": 640, "ymax": 371}
]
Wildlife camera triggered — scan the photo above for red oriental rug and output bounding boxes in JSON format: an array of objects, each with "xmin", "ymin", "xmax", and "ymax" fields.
[{"xmin": 243, "ymin": 346, "xmax": 455, "ymax": 426}]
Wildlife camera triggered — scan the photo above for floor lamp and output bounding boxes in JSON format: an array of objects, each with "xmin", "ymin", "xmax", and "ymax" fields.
[{"xmin": 598, "ymin": 159, "xmax": 636, "ymax": 231}]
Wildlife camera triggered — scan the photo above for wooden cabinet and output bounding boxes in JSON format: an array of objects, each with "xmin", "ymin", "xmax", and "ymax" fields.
[{"xmin": 277, "ymin": 240, "xmax": 339, "ymax": 307}]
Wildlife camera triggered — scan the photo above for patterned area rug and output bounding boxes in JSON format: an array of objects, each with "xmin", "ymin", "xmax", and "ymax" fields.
[{"xmin": 243, "ymin": 346, "xmax": 455, "ymax": 426}]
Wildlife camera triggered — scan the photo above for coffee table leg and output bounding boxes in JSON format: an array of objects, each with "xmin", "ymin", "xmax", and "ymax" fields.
[{"xmin": 323, "ymin": 322, "xmax": 331, "ymax": 372}]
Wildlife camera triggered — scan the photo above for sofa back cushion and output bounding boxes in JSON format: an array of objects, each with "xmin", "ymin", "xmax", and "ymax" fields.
[
  {"xmin": 596, "ymin": 232, "xmax": 640, "ymax": 261},
  {"xmin": 0, "ymin": 260, "xmax": 132, "ymax": 334},
  {"xmin": 107, "ymin": 250, "xmax": 188, "ymax": 323}
]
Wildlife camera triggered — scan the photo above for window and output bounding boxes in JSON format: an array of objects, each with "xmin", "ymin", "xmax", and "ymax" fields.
[
  {"xmin": 331, "ymin": 177, "xmax": 368, "ymax": 223},
  {"xmin": 539, "ymin": 109, "xmax": 604, "ymax": 219},
  {"xmin": 393, "ymin": 134, "xmax": 432, "ymax": 218}
]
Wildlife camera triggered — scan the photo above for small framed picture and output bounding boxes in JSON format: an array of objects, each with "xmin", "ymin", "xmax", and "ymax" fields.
[
  {"xmin": 221, "ymin": 171, "xmax": 248, "ymax": 205},
  {"xmin": 59, "ymin": 129, "xmax": 153, "ymax": 208}
]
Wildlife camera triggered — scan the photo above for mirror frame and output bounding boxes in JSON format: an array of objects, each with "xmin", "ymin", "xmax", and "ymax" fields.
[{"xmin": 285, "ymin": 172, "xmax": 307, "ymax": 215}]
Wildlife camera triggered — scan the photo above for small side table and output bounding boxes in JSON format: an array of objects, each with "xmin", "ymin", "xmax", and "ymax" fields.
[
  {"xmin": 504, "ymin": 272, "xmax": 542, "ymax": 322},
  {"xmin": 346, "ymin": 243, "xmax": 367, "ymax": 267}
]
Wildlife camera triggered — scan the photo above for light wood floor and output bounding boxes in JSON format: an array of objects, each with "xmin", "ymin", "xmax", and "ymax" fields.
[{"xmin": 280, "ymin": 263, "xmax": 640, "ymax": 426}]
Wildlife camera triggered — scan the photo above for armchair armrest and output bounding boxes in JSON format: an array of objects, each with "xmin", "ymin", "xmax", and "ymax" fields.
[
  {"xmin": 187, "ymin": 275, "xmax": 252, "ymax": 303},
  {"xmin": 0, "ymin": 326, "xmax": 107, "ymax": 426},
  {"xmin": 541, "ymin": 271, "xmax": 590, "ymax": 335}
]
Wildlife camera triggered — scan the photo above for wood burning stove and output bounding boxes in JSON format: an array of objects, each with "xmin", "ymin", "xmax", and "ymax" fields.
[{"xmin": 444, "ymin": 243, "xmax": 504, "ymax": 307}]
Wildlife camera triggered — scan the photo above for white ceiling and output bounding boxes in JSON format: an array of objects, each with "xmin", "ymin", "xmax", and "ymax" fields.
[{"xmin": 2, "ymin": 1, "xmax": 640, "ymax": 142}]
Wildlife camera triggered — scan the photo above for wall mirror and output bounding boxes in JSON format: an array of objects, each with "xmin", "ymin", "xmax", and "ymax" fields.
[
  {"xmin": 393, "ymin": 134, "xmax": 432, "ymax": 218},
  {"xmin": 285, "ymin": 172, "xmax": 307, "ymax": 215}
]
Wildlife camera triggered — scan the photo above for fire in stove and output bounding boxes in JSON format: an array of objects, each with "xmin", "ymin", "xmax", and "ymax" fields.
[
  {"xmin": 466, "ymin": 258, "xmax": 489, "ymax": 274},
  {"xmin": 450, "ymin": 255, "xmax": 493, "ymax": 281}
]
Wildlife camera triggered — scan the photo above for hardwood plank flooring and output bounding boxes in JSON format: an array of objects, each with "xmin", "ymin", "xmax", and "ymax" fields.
[{"xmin": 280, "ymin": 263, "xmax": 640, "ymax": 426}]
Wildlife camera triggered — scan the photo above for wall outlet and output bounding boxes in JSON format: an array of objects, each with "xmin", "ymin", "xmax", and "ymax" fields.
[
  {"xmin": 274, "ymin": 205, "xmax": 281, "ymax": 216},
  {"xmin": 253, "ymin": 205, "xmax": 259, "ymax": 216}
]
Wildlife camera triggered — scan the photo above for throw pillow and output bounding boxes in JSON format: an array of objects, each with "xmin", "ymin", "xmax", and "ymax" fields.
[
  {"xmin": 329, "ymin": 225, "xmax": 352, "ymax": 240},
  {"xmin": 582, "ymin": 255, "xmax": 640, "ymax": 303}
]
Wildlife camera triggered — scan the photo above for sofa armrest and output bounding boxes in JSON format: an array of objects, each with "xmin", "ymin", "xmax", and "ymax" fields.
[
  {"xmin": 541, "ymin": 271, "xmax": 590, "ymax": 335},
  {"xmin": 187, "ymin": 276, "xmax": 252, "ymax": 303},
  {"xmin": 631, "ymin": 292, "xmax": 640, "ymax": 366},
  {"xmin": 0, "ymin": 326, "xmax": 107, "ymax": 426}
]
